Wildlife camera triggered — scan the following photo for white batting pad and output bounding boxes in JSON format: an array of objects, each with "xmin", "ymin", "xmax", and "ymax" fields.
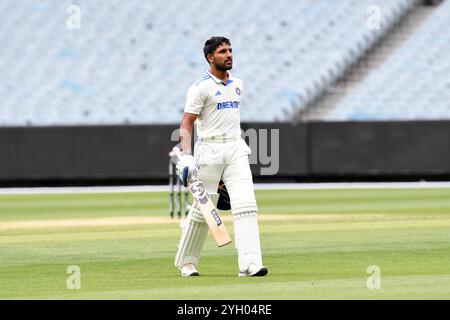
[
  {"xmin": 233, "ymin": 211, "xmax": 263, "ymax": 273},
  {"xmin": 174, "ymin": 204, "xmax": 208, "ymax": 269}
]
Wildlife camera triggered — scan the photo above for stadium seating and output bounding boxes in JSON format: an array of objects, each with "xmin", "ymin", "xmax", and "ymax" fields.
[
  {"xmin": 0, "ymin": 0, "xmax": 416, "ymax": 125},
  {"xmin": 327, "ymin": 0, "xmax": 450, "ymax": 121}
]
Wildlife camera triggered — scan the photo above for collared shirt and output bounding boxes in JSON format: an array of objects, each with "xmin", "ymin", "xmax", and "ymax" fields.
[{"xmin": 184, "ymin": 70, "xmax": 243, "ymax": 141}]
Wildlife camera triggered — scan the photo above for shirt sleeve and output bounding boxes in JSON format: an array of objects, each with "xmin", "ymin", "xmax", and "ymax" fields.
[{"xmin": 184, "ymin": 85, "xmax": 204, "ymax": 115}]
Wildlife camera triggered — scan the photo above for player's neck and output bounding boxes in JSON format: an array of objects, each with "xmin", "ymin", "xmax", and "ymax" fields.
[{"xmin": 209, "ymin": 67, "xmax": 229, "ymax": 84}]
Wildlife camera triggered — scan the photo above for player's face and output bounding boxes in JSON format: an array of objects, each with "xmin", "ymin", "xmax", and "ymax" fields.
[{"xmin": 211, "ymin": 43, "xmax": 233, "ymax": 71}]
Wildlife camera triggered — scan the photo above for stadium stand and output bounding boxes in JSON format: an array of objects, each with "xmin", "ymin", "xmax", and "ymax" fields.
[
  {"xmin": 0, "ymin": 0, "xmax": 417, "ymax": 126},
  {"xmin": 327, "ymin": 0, "xmax": 450, "ymax": 121}
]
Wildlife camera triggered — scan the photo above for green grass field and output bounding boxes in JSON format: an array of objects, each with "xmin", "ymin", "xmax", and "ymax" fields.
[{"xmin": 1, "ymin": 188, "xmax": 449, "ymax": 299}]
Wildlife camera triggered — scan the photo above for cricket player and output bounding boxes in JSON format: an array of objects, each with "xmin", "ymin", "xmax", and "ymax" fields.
[{"xmin": 174, "ymin": 36, "xmax": 268, "ymax": 277}]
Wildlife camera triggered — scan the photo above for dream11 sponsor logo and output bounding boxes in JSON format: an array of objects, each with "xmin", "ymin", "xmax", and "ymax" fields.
[{"xmin": 171, "ymin": 127, "xmax": 280, "ymax": 175}]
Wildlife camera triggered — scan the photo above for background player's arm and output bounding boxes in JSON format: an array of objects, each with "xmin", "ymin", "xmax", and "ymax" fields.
[{"xmin": 180, "ymin": 112, "xmax": 198, "ymax": 155}]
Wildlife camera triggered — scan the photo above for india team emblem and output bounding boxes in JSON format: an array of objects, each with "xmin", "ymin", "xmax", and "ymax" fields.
[{"xmin": 235, "ymin": 87, "xmax": 241, "ymax": 95}]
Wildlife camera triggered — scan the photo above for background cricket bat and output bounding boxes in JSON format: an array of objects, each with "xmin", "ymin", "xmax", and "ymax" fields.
[{"xmin": 169, "ymin": 148, "xmax": 232, "ymax": 247}]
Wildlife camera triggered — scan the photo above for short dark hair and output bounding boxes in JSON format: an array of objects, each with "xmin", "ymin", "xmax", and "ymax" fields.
[{"xmin": 203, "ymin": 36, "xmax": 231, "ymax": 62}]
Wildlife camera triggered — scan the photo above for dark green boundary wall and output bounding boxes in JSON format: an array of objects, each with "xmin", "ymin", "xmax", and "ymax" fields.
[{"xmin": 0, "ymin": 121, "xmax": 449, "ymax": 186}]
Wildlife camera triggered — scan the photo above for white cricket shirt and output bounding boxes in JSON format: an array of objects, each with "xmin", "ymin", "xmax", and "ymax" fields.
[{"xmin": 184, "ymin": 70, "xmax": 243, "ymax": 141}]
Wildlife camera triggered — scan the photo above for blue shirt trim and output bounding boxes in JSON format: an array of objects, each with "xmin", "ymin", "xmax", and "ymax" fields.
[{"xmin": 195, "ymin": 74, "xmax": 212, "ymax": 86}]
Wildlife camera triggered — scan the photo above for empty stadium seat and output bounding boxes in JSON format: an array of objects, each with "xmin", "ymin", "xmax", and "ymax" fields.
[
  {"xmin": 327, "ymin": 0, "xmax": 450, "ymax": 121},
  {"xmin": 0, "ymin": 0, "xmax": 417, "ymax": 125}
]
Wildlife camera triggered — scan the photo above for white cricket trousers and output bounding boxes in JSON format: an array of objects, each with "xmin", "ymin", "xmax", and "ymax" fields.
[{"xmin": 194, "ymin": 138, "xmax": 258, "ymax": 215}]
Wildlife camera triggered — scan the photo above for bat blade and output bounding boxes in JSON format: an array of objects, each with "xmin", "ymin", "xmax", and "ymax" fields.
[{"xmin": 188, "ymin": 179, "xmax": 232, "ymax": 247}]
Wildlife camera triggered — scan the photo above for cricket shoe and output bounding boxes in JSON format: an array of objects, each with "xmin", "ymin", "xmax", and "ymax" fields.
[
  {"xmin": 181, "ymin": 263, "xmax": 199, "ymax": 277},
  {"xmin": 238, "ymin": 264, "xmax": 268, "ymax": 277}
]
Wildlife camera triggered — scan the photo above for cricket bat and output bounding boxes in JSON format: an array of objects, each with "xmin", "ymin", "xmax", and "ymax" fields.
[{"xmin": 169, "ymin": 148, "xmax": 232, "ymax": 247}]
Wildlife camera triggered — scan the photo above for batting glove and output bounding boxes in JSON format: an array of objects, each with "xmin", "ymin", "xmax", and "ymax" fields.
[{"xmin": 176, "ymin": 154, "xmax": 198, "ymax": 187}]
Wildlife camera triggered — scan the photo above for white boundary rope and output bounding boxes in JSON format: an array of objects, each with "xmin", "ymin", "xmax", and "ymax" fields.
[{"xmin": 0, "ymin": 181, "xmax": 450, "ymax": 195}]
